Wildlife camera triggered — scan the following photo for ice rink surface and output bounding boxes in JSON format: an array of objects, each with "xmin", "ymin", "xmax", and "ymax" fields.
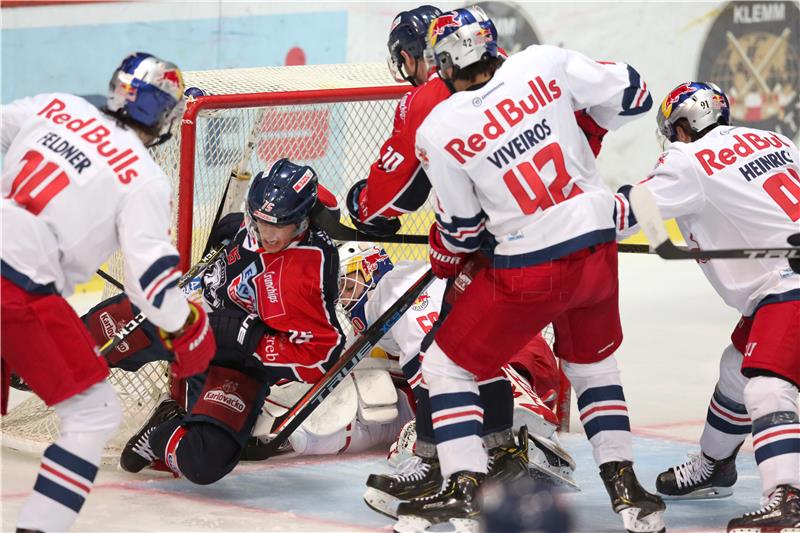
[{"xmin": 3, "ymin": 254, "xmax": 769, "ymax": 532}]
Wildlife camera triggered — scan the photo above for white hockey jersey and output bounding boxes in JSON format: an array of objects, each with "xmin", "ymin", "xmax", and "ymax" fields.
[
  {"xmin": 364, "ymin": 261, "xmax": 446, "ymax": 367},
  {"xmin": 619, "ymin": 126, "xmax": 800, "ymax": 316},
  {"xmin": 415, "ymin": 44, "xmax": 652, "ymax": 266},
  {"xmin": 1, "ymin": 93, "xmax": 190, "ymax": 332}
]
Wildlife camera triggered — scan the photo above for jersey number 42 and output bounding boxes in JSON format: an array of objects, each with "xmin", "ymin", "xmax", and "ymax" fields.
[{"xmin": 502, "ymin": 142, "xmax": 583, "ymax": 214}]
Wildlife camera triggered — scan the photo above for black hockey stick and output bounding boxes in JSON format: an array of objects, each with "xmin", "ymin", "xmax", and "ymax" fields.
[
  {"xmin": 244, "ymin": 267, "xmax": 437, "ymax": 460},
  {"xmin": 310, "ymin": 203, "xmax": 653, "ymax": 254},
  {"xmin": 630, "ymin": 185, "xmax": 800, "ymax": 271},
  {"xmin": 95, "ymin": 242, "xmax": 228, "ymax": 358}
]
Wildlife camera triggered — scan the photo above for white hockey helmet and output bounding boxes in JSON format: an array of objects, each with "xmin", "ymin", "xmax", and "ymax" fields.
[
  {"xmin": 657, "ymin": 81, "xmax": 730, "ymax": 144},
  {"xmin": 337, "ymin": 242, "xmax": 394, "ymax": 332},
  {"xmin": 426, "ymin": 6, "xmax": 499, "ymax": 80}
]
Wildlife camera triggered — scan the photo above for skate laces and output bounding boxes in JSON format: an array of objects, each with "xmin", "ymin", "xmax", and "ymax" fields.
[
  {"xmin": 131, "ymin": 427, "xmax": 156, "ymax": 461},
  {"xmin": 674, "ymin": 452, "xmax": 714, "ymax": 488},
  {"xmin": 746, "ymin": 487, "xmax": 784, "ymax": 517},
  {"xmin": 392, "ymin": 456, "xmax": 430, "ymax": 481}
]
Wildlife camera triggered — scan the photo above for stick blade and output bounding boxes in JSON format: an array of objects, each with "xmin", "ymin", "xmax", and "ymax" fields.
[{"xmin": 629, "ymin": 185, "xmax": 670, "ymax": 249}]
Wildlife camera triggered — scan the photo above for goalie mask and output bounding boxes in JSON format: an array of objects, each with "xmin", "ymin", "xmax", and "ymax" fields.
[
  {"xmin": 387, "ymin": 5, "xmax": 443, "ymax": 85},
  {"xmin": 246, "ymin": 159, "xmax": 318, "ymax": 252},
  {"xmin": 657, "ymin": 81, "xmax": 730, "ymax": 148},
  {"xmin": 338, "ymin": 242, "xmax": 394, "ymax": 333},
  {"xmin": 107, "ymin": 52, "xmax": 185, "ymax": 146},
  {"xmin": 427, "ymin": 7, "xmax": 498, "ymax": 81}
]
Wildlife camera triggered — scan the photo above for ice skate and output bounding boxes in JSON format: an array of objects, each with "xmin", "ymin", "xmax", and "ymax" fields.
[
  {"xmin": 656, "ymin": 447, "xmax": 738, "ymax": 499},
  {"xmin": 528, "ymin": 431, "xmax": 580, "ymax": 491},
  {"xmin": 600, "ymin": 460, "xmax": 666, "ymax": 533},
  {"xmin": 393, "ymin": 471, "xmax": 484, "ymax": 533},
  {"xmin": 486, "ymin": 426, "xmax": 529, "ymax": 483},
  {"xmin": 727, "ymin": 484, "xmax": 800, "ymax": 533},
  {"xmin": 363, "ymin": 455, "xmax": 442, "ymax": 519},
  {"xmin": 120, "ymin": 395, "xmax": 185, "ymax": 473}
]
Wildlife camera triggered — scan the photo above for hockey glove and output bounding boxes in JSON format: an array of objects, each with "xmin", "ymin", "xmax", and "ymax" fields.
[
  {"xmin": 444, "ymin": 251, "xmax": 490, "ymax": 306},
  {"xmin": 788, "ymin": 233, "xmax": 800, "ymax": 274},
  {"xmin": 160, "ymin": 301, "xmax": 216, "ymax": 378},
  {"xmin": 204, "ymin": 212, "xmax": 243, "ymax": 256},
  {"xmin": 208, "ymin": 307, "xmax": 271, "ymax": 360},
  {"xmin": 429, "ymin": 223, "xmax": 468, "ymax": 279},
  {"xmin": 345, "ymin": 179, "xmax": 402, "ymax": 237},
  {"xmin": 574, "ymin": 110, "xmax": 607, "ymax": 157}
]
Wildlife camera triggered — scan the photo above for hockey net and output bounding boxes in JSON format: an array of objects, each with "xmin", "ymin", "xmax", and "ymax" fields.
[{"xmin": 1, "ymin": 63, "xmax": 563, "ymax": 462}]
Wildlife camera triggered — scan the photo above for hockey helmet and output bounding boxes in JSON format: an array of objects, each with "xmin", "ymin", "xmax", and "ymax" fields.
[
  {"xmin": 246, "ymin": 159, "xmax": 319, "ymax": 246},
  {"xmin": 657, "ymin": 82, "xmax": 730, "ymax": 145},
  {"xmin": 426, "ymin": 7, "xmax": 498, "ymax": 80},
  {"xmin": 387, "ymin": 5, "xmax": 443, "ymax": 85},
  {"xmin": 107, "ymin": 52, "xmax": 185, "ymax": 140},
  {"xmin": 338, "ymin": 241, "xmax": 394, "ymax": 333}
]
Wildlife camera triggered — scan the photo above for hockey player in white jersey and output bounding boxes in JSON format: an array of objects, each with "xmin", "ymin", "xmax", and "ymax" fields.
[
  {"xmin": 334, "ymin": 243, "xmax": 577, "ymax": 520},
  {"xmin": 0, "ymin": 53, "xmax": 216, "ymax": 532},
  {"xmin": 406, "ymin": 7, "xmax": 664, "ymax": 533},
  {"xmin": 616, "ymin": 82, "xmax": 800, "ymax": 533}
]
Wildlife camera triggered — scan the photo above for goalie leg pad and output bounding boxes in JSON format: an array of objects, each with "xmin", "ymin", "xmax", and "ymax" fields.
[
  {"xmin": 528, "ymin": 432, "xmax": 580, "ymax": 491},
  {"xmin": 353, "ymin": 367, "xmax": 399, "ymax": 424}
]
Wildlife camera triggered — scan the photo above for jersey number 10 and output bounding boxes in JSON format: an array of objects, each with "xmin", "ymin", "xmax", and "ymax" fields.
[
  {"xmin": 6, "ymin": 150, "xmax": 70, "ymax": 215},
  {"xmin": 502, "ymin": 142, "xmax": 583, "ymax": 214}
]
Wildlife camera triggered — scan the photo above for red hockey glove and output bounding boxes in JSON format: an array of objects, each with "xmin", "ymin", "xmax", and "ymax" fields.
[
  {"xmin": 444, "ymin": 251, "xmax": 491, "ymax": 306},
  {"xmin": 574, "ymin": 110, "xmax": 607, "ymax": 157},
  {"xmin": 429, "ymin": 223, "xmax": 468, "ymax": 278},
  {"xmin": 160, "ymin": 301, "xmax": 216, "ymax": 378}
]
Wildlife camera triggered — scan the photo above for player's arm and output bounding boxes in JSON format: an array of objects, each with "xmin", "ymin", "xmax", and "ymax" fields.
[
  {"xmin": 555, "ymin": 46, "xmax": 652, "ymax": 131},
  {"xmin": 614, "ymin": 148, "xmax": 705, "ymax": 237},
  {"xmin": 346, "ymin": 92, "xmax": 432, "ymax": 235},
  {"xmin": 1, "ymin": 96, "xmax": 39, "ymax": 154},
  {"xmin": 253, "ymin": 248, "xmax": 345, "ymax": 382},
  {"xmin": 118, "ymin": 178, "xmax": 215, "ymax": 377}
]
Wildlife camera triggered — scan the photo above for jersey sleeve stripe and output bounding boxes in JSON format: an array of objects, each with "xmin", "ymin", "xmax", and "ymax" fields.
[
  {"xmin": 620, "ymin": 65, "xmax": 653, "ymax": 116},
  {"xmin": 138, "ymin": 254, "xmax": 179, "ymax": 291},
  {"xmin": 435, "ymin": 212, "xmax": 488, "ymax": 253},
  {"xmin": 151, "ymin": 275, "xmax": 180, "ymax": 309}
]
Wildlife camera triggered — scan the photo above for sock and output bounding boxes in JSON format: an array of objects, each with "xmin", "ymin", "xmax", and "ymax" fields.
[
  {"xmin": 17, "ymin": 382, "xmax": 121, "ymax": 532},
  {"xmin": 700, "ymin": 345, "xmax": 751, "ymax": 459},
  {"xmin": 562, "ymin": 355, "xmax": 633, "ymax": 466}
]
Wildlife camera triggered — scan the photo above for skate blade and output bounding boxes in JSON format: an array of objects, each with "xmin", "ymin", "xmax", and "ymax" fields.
[
  {"xmin": 528, "ymin": 461, "xmax": 581, "ymax": 492},
  {"xmin": 363, "ymin": 487, "xmax": 400, "ymax": 519},
  {"xmin": 529, "ymin": 434, "xmax": 577, "ymax": 471},
  {"xmin": 659, "ymin": 485, "xmax": 733, "ymax": 500},
  {"xmin": 619, "ymin": 507, "xmax": 666, "ymax": 533},
  {"xmin": 392, "ymin": 515, "xmax": 479, "ymax": 533},
  {"xmin": 728, "ymin": 528, "xmax": 800, "ymax": 533}
]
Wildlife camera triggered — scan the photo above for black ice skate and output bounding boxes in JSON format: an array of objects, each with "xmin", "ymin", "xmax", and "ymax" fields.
[
  {"xmin": 600, "ymin": 460, "xmax": 667, "ymax": 533},
  {"xmin": 120, "ymin": 395, "xmax": 185, "ymax": 473},
  {"xmin": 393, "ymin": 471, "xmax": 484, "ymax": 533},
  {"xmin": 727, "ymin": 484, "xmax": 800, "ymax": 533},
  {"xmin": 486, "ymin": 426, "xmax": 530, "ymax": 483},
  {"xmin": 656, "ymin": 448, "xmax": 738, "ymax": 499},
  {"xmin": 363, "ymin": 455, "xmax": 442, "ymax": 519}
]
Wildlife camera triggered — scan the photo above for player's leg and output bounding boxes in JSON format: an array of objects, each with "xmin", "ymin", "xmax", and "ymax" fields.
[
  {"xmin": 727, "ymin": 300, "xmax": 800, "ymax": 532},
  {"xmin": 1, "ymin": 278, "xmax": 121, "ymax": 532},
  {"xmin": 656, "ymin": 343, "xmax": 747, "ymax": 499},
  {"xmin": 555, "ymin": 243, "xmax": 665, "ymax": 533}
]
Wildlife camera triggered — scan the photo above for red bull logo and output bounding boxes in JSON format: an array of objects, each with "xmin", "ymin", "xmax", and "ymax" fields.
[
  {"xmin": 661, "ymin": 83, "xmax": 695, "ymax": 118},
  {"xmin": 361, "ymin": 249, "xmax": 390, "ymax": 277},
  {"xmin": 412, "ymin": 292, "xmax": 430, "ymax": 311},
  {"xmin": 160, "ymin": 69, "xmax": 183, "ymax": 90},
  {"xmin": 429, "ymin": 12, "xmax": 461, "ymax": 39}
]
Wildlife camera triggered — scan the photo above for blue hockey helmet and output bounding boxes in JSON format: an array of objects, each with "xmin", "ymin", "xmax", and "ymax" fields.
[
  {"xmin": 246, "ymin": 159, "xmax": 318, "ymax": 243},
  {"xmin": 338, "ymin": 242, "xmax": 394, "ymax": 334},
  {"xmin": 106, "ymin": 52, "xmax": 185, "ymax": 137},
  {"xmin": 387, "ymin": 5, "xmax": 443, "ymax": 84},
  {"xmin": 427, "ymin": 7, "xmax": 499, "ymax": 80}
]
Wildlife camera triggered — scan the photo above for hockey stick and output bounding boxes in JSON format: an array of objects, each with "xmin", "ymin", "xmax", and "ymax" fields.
[
  {"xmin": 96, "ymin": 242, "xmax": 228, "ymax": 358},
  {"xmin": 243, "ymin": 267, "xmax": 437, "ymax": 460},
  {"xmin": 629, "ymin": 185, "xmax": 800, "ymax": 270}
]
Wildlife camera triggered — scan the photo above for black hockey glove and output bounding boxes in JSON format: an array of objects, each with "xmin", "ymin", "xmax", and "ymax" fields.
[
  {"xmin": 788, "ymin": 233, "xmax": 800, "ymax": 274},
  {"xmin": 204, "ymin": 212, "xmax": 244, "ymax": 256},
  {"xmin": 345, "ymin": 179, "xmax": 402, "ymax": 237},
  {"xmin": 208, "ymin": 307, "xmax": 271, "ymax": 360}
]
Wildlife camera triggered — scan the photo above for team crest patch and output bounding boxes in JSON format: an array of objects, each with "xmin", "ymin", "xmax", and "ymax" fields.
[
  {"xmin": 99, "ymin": 311, "xmax": 130, "ymax": 352},
  {"xmin": 203, "ymin": 380, "xmax": 246, "ymax": 413},
  {"xmin": 697, "ymin": 1, "xmax": 800, "ymax": 140},
  {"xmin": 411, "ymin": 292, "xmax": 430, "ymax": 311}
]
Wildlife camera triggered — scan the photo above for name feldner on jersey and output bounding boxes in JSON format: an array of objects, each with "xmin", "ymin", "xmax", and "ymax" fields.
[
  {"xmin": 1, "ymin": 93, "xmax": 189, "ymax": 332},
  {"xmin": 415, "ymin": 45, "xmax": 652, "ymax": 266},
  {"xmin": 621, "ymin": 126, "xmax": 800, "ymax": 316}
]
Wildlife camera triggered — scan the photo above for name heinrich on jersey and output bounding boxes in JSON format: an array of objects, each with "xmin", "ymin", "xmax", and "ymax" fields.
[{"xmin": 445, "ymin": 76, "xmax": 562, "ymax": 164}]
